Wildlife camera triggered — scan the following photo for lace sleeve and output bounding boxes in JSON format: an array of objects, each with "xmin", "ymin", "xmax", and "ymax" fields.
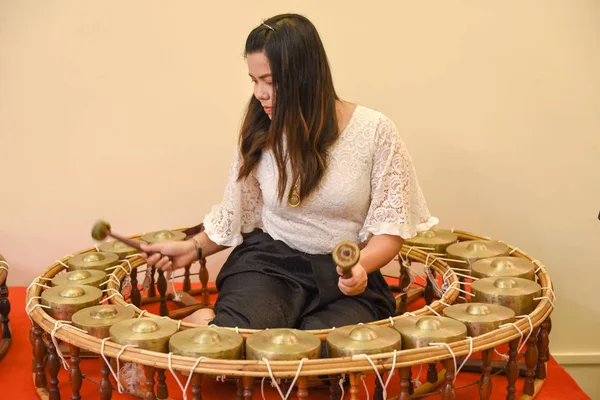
[
  {"xmin": 203, "ymin": 149, "xmax": 263, "ymax": 246},
  {"xmin": 359, "ymin": 115, "xmax": 438, "ymax": 241}
]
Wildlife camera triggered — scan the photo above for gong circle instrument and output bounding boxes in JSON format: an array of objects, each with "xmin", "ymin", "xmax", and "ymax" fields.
[
  {"xmin": 326, "ymin": 324, "xmax": 402, "ymax": 357},
  {"xmin": 405, "ymin": 227, "xmax": 458, "ymax": 254},
  {"xmin": 332, "ymin": 241, "xmax": 360, "ymax": 278},
  {"xmin": 442, "ymin": 303, "xmax": 516, "ymax": 337},
  {"xmin": 71, "ymin": 304, "xmax": 136, "ymax": 339},
  {"xmin": 446, "ymin": 240, "xmax": 510, "ymax": 269},
  {"xmin": 41, "ymin": 284, "xmax": 103, "ymax": 321},
  {"xmin": 169, "ymin": 327, "xmax": 244, "ymax": 359},
  {"xmin": 26, "ymin": 227, "xmax": 556, "ymax": 400},
  {"xmin": 245, "ymin": 328, "xmax": 321, "ymax": 361},
  {"xmin": 471, "ymin": 256, "xmax": 535, "ymax": 280},
  {"xmin": 51, "ymin": 270, "xmax": 107, "ymax": 288},
  {"xmin": 110, "ymin": 318, "xmax": 178, "ymax": 352},
  {"xmin": 471, "ymin": 276, "xmax": 542, "ymax": 315},
  {"xmin": 68, "ymin": 252, "xmax": 119, "ymax": 272}
]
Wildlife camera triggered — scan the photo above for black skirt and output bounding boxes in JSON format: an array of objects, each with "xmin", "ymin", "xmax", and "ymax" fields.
[{"xmin": 211, "ymin": 230, "xmax": 396, "ymax": 330}]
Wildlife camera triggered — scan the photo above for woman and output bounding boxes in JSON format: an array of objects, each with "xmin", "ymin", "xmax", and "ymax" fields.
[{"xmin": 142, "ymin": 13, "xmax": 437, "ymax": 330}]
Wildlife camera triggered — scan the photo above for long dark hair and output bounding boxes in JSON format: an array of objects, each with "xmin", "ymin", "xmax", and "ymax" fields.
[{"xmin": 237, "ymin": 14, "xmax": 339, "ymax": 202}]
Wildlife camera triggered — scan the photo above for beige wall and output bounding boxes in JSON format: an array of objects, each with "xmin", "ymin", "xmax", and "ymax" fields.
[{"xmin": 1, "ymin": 1, "xmax": 599, "ymax": 396}]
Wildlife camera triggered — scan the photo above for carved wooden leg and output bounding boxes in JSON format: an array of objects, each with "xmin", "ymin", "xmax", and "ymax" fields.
[
  {"xmin": 199, "ymin": 259, "xmax": 210, "ymax": 306},
  {"xmin": 441, "ymin": 358, "xmax": 455, "ymax": 400},
  {"xmin": 184, "ymin": 265, "xmax": 192, "ymax": 292},
  {"xmin": 144, "ymin": 366, "xmax": 157, "ymax": 400},
  {"xmin": 348, "ymin": 373, "xmax": 361, "ymax": 400},
  {"xmin": 157, "ymin": 270, "xmax": 168, "ymax": 317},
  {"xmin": 523, "ymin": 327, "xmax": 539, "ymax": 395},
  {"xmin": 191, "ymin": 373, "xmax": 203, "ymax": 400},
  {"xmin": 398, "ymin": 367, "xmax": 411, "ymax": 400},
  {"xmin": 546, "ymin": 317, "xmax": 552, "ymax": 361},
  {"xmin": 46, "ymin": 336, "xmax": 61, "ymax": 400},
  {"xmin": 34, "ymin": 325, "xmax": 48, "ymax": 389},
  {"xmin": 296, "ymin": 376, "xmax": 309, "ymax": 399},
  {"xmin": 536, "ymin": 320, "xmax": 549, "ymax": 379},
  {"xmin": 130, "ymin": 267, "xmax": 141, "ymax": 307},
  {"xmin": 328, "ymin": 375, "xmax": 342, "ymax": 400},
  {"xmin": 148, "ymin": 267, "xmax": 157, "ymax": 298},
  {"xmin": 242, "ymin": 376, "xmax": 254, "ymax": 400},
  {"xmin": 69, "ymin": 344, "xmax": 82, "ymax": 400},
  {"xmin": 156, "ymin": 369, "xmax": 168, "ymax": 399},
  {"xmin": 479, "ymin": 348, "xmax": 493, "ymax": 400},
  {"xmin": 99, "ymin": 357, "xmax": 112, "ymax": 400},
  {"xmin": 506, "ymin": 338, "xmax": 519, "ymax": 400},
  {"xmin": 30, "ymin": 326, "xmax": 37, "ymax": 373},
  {"xmin": 408, "ymin": 367, "xmax": 414, "ymax": 394}
]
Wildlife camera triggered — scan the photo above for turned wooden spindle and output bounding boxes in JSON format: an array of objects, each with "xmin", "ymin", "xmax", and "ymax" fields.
[
  {"xmin": 242, "ymin": 376, "xmax": 254, "ymax": 400},
  {"xmin": 479, "ymin": 348, "xmax": 493, "ymax": 400},
  {"xmin": 184, "ymin": 265, "xmax": 192, "ymax": 292},
  {"xmin": 523, "ymin": 327, "xmax": 539, "ymax": 395},
  {"xmin": 427, "ymin": 362, "xmax": 438, "ymax": 384},
  {"xmin": 199, "ymin": 259, "xmax": 210, "ymax": 307},
  {"xmin": 144, "ymin": 366, "xmax": 157, "ymax": 400},
  {"xmin": 69, "ymin": 343, "xmax": 82, "ymax": 400},
  {"xmin": 0, "ymin": 282, "xmax": 11, "ymax": 345},
  {"xmin": 398, "ymin": 367, "xmax": 412, "ymax": 400},
  {"xmin": 156, "ymin": 369, "xmax": 169, "ymax": 399},
  {"xmin": 440, "ymin": 358, "xmax": 456, "ymax": 400},
  {"xmin": 536, "ymin": 320, "xmax": 550, "ymax": 379},
  {"xmin": 408, "ymin": 367, "xmax": 414, "ymax": 394},
  {"xmin": 348, "ymin": 373, "xmax": 361, "ymax": 400},
  {"xmin": 148, "ymin": 267, "xmax": 157, "ymax": 298},
  {"xmin": 296, "ymin": 376, "xmax": 309, "ymax": 399},
  {"xmin": 506, "ymin": 338, "xmax": 519, "ymax": 400},
  {"xmin": 328, "ymin": 375, "xmax": 342, "ymax": 400},
  {"xmin": 157, "ymin": 270, "xmax": 168, "ymax": 317},
  {"xmin": 424, "ymin": 272, "xmax": 435, "ymax": 305},
  {"xmin": 130, "ymin": 267, "xmax": 141, "ymax": 307},
  {"xmin": 34, "ymin": 325, "xmax": 48, "ymax": 389},
  {"xmin": 546, "ymin": 317, "xmax": 552, "ymax": 361},
  {"xmin": 191, "ymin": 373, "xmax": 203, "ymax": 400},
  {"xmin": 99, "ymin": 358, "xmax": 112, "ymax": 400},
  {"xmin": 30, "ymin": 325, "xmax": 37, "ymax": 373},
  {"xmin": 397, "ymin": 260, "xmax": 411, "ymax": 313},
  {"xmin": 374, "ymin": 377, "xmax": 383, "ymax": 400},
  {"xmin": 46, "ymin": 336, "xmax": 60, "ymax": 400}
]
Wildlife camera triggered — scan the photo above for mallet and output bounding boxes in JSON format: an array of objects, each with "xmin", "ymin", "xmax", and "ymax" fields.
[
  {"xmin": 91, "ymin": 220, "xmax": 144, "ymax": 252},
  {"xmin": 332, "ymin": 241, "xmax": 360, "ymax": 279}
]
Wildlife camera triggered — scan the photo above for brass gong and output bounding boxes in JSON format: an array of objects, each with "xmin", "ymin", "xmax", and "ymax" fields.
[
  {"xmin": 471, "ymin": 277, "xmax": 541, "ymax": 315},
  {"xmin": 326, "ymin": 324, "xmax": 402, "ymax": 358},
  {"xmin": 393, "ymin": 316, "xmax": 467, "ymax": 349},
  {"xmin": 471, "ymin": 257, "xmax": 535, "ymax": 280},
  {"xmin": 110, "ymin": 318, "xmax": 178, "ymax": 353},
  {"xmin": 140, "ymin": 230, "xmax": 186, "ymax": 244},
  {"xmin": 98, "ymin": 239, "xmax": 146, "ymax": 259},
  {"xmin": 41, "ymin": 284, "xmax": 103, "ymax": 321},
  {"xmin": 245, "ymin": 328, "xmax": 321, "ymax": 361},
  {"xmin": 446, "ymin": 240, "xmax": 510, "ymax": 271},
  {"xmin": 68, "ymin": 252, "xmax": 120, "ymax": 272},
  {"xmin": 405, "ymin": 227, "xmax": 458, "ymax": 254},
  {"xmin": 72, "ymin": 304, "xmax": 135, "ymax": 339},
  {"xmin": 442, "ymin": 303, "xmax": 515, "ymax": 337},
  {"xmin": 169, "ymin": 327, "xmax": 244, "ymax": 359},
  {"xmin": 51, "ymin": 269, "xmax": 106, "ymax": 288}
]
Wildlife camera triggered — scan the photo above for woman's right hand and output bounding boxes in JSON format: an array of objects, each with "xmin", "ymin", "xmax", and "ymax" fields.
[{"xmin": 140, "ymin": 240, "xmax": 197, "ymax": 271}]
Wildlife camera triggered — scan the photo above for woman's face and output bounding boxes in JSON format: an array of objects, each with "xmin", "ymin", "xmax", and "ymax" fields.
[{"xmin": 247, "ymin": 52, "xmax": 273, "ymax": 119}]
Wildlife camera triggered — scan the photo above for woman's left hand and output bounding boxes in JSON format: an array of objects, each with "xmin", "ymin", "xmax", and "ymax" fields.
[{"xmin": 337, "ymin": 263, "xmax": 368, "ymax": 296}]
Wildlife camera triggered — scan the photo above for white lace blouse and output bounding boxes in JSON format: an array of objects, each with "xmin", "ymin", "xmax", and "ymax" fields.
[{"xmin": 203, "ymin": 105, "xmax": 438, "ymax": 254}]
